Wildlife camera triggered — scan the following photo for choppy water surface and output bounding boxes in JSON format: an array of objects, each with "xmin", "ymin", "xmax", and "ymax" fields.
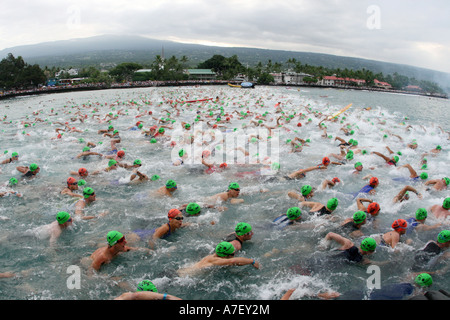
[{"xmin": 0, "ymin": 85, "xmax": 449, "ymax": 300}]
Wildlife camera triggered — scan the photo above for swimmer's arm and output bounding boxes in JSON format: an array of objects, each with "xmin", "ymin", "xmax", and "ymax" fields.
[
  {"xmin": 16, "ymin": 166, "xmax": 29, "ymax": 174},
  {"xmin": 371, "ymin": 151, "xmax": 390, "ymax": 162},
  {"xmin": 325, "ymin": 232, "xmax": 353, "ymax": 250},
  {"xmin": 356, "ymin": 198, "xmax": 372, "ymax": 211},
  {"xmin": 61, "ymin": 189, "xmax": 83, "ymax": 198},
  {"xmin": 217, "ymin": 257, "xmax": 260, "ymax": 268},
  {"xmin": 424, "ymin": 180, "xmax": 438, "ymax": 186},
  {"xmin": 288, "ymin": 191, "xmax": 304, "ymax": 202},
  {"xmin": 230, "ymin": 198, "xmax": 244, "ymax": 204}
]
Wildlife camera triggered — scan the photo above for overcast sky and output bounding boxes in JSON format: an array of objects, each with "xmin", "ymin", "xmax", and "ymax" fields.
[{"xmin": 1, "ymin": 0, "xmax": 449, "ymax": 73}]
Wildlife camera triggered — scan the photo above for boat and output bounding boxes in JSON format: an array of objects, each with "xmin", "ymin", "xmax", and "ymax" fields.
[
  {"xmin": 228, "ymin": 83, "xmax": 241, "ymax": 88},
  {"xmin": 228, "ymin": 82, "xmax": 255, "ymax": 89}
]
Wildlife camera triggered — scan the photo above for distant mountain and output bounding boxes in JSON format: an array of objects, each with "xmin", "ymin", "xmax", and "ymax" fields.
[{"xmin": 1, "ymin": 34, "xmax": 449, "ymax": 90}]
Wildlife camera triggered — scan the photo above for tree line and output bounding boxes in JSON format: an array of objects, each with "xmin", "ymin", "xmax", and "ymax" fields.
[{"xmin": 0, "ymin": 52, "xmax": 446, "ymax": 95}]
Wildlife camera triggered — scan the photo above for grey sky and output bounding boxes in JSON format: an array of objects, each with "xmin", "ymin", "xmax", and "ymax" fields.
[{"xmin": 1, "ymin": 0, "xmax": 449, "ymax": 73}]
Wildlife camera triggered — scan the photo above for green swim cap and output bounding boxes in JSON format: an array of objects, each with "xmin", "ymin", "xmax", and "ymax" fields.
[
  {"xmin": 83, "ymin": 187, "xmax": 95, "ymax": 198},
  {"xmin": 215, "ymin": 241, "xmax": 235, "ymax": 257},
  {"xmin": 186, "ymin": 202, "xmax": 201, "ymax": 215},
  {"xmin": 235, "ymin": 222, "xmax": 252, "ymax": 236},
  {"xmin": 108, "ymin": 125, "xmax": 114, "ymax": 130},
  {"xmin": 56, "ymin": 211, "xmax": 71, "ymax": 224},
  {"xmin": 353, "ymin": 211, "xmax": 367, "ymax": 224},
  {"xmin": 301, "ymin": 185, "xmax": 312, "ymax": 196},
  {"xmin": 393, "ymin": 155, "xmax": 399, "ymax": 163},
  {"xmin": 29, "ymin": 163, "xmax": 38, "ymax": 171},
  {"xmin": 151, "ymin": 174, "xmax": 160, "ymax": 181},
  {"xmin": 421, "ymin": 164, "xmax": 428, "ymax": 170},
  {"xmin": 178, "ymin": 149, "xmax": 185, "ymax": 157},
  {"xmin": 82, "ymin": 146, "xmax": 90, "ymax": 152},
  {"xmin": 78, "ymin": 179, "xmax": 86, "ymax": 186},
  {"xmin": 436, "ymin": 145, "xmax": 442, "ymax": 150},
  {"xmin": 443, "ymin": 198, "xmax": 450, "ymax": 210},
  {"xmin": 437, "ymin": 230, "xmax": 450, "ymax": 243},
  {"xmin": 185, "ymin": 123, "xmax": 191, "ymax": 129},
  {"xmin": 11, "ymin": 152, "xmax": 18, "ymax": 158},
  {"xmin": 228, "ymin": 182, "xmax": 240, "ymax": 190},
  {"xmin": 415, "ymin": 208, "xmax": 428, "ymax": 220},
  {"xmin": 345, "ymin": 152, "xmax": 353, "ymax": 160},
  {"xmin": 150, "ymin": 138, "xmax": 157, "ymax": 143},
  {"xmin": 9, "ymin": 177, "xmax": 18, "ymax": 185},
  {"xmin": 133, "ymin": 159, "xmax": 142, "ymax": 165},
  {"xmin": 108, "ymin": 159, "xmax": 117, "ymax": 167},
  {"xmin": 415, "ymin": 273, "xmax": 433, "ymax": 287},
  {"xmin": 352, "ymin": 140, "xmax": 358, "ymax": 146},
  {"xmin": 137, "ymin": 280, "xmax": 158, "ymax": 292},
  {"xmin": 360, "ymin": 237, "xmax": 377, "ymax": 252},
  {"xmin": 165, "ymin": 179, "xmax": 177, "ymax": 189},
  {"xmin": 354, "ymin": 162, "xmax": 362, "ymax": 168},
  {"xmin": 443, "ymin": 178, "xmax": 450, "ymax": 186},
  {"xmin": 327, "ymin": 198, "xmax": 339, "ymax": 211},
  {"xmin": 420, "ymin": 172, "xmax": 428, "ymax": 180},
  {"xmin": 286, "ymin": 207, "xmax": 301, "ymax": 220},
  {"xmin": 158, "ymin": 128, "xmax": 165, "ymax": 133},
  {"xmin": 107, "ymin": 230, "xmax": 124, "ymax": 246},
  {"xmin": 271, "ymin": 162, "xmax": 280, "ymax": 171}
]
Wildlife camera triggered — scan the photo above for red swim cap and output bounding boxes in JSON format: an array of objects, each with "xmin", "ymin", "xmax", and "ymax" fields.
[
  {"xmin": 219, "ymin": 163, "xmax": 228, "ymax": 168},
  {"xmin": 332, "ymin": 177, "xmax": 340, "ymax": 183},
  {"xmin": 322, "ymin": 157, "xmax": 331, "ymax": 166},
  {"xmin": 297, "ymin": 123, "xmax": 302, "ymax": 127},
  {"xmin": 367, "ymin": 202, "xmax": 380, "ymax": 215},
  {"xmin": 369, "ymin": 177, "xmax": 379, "ymax": 186},
  {"xmin": 78, "ymin": 168, "xmax": 88, "ymax": 176},
  {"xmin": 67, "ymin": 177, "xmax": 77, "ymax": 185},
  {"xmin": 117, "ymin": 150, "xmax": 125, "ymax": 157},
  {"xmin": 392, "ymin": 219, "xmax": 407, "ymax": 231},
  {"xmin": 168, "ymin": 209, "xmax": 181, "ymax": 219}
]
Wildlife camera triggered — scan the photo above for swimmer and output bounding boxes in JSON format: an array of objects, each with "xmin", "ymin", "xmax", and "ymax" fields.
[
  {"xmin": 128, "ymin": 169, "xmax": 149, "ymax": 184},
  {"xmin": 285, "ymin": 165, "xmax": 326, "ymax": 180},
  {"xmin": 281, "ymin": 288, "xmax": 340, "ymax": 300},
  {"xmin": 206, "ymin": 182, "xmax": 244, "ymax": 205},
  {"xmin": 392, "ymin": 185, "xmax": 423, "ymax": 203},
  {"xmin": 430, "ymin": 198, "xmax": 450, "ymax": 219},
  {"xmin": 288, "ymin": 184, "xmax": 315, "ymax": 202},
  {"xmin": 70, "ymin": 168, "xmax": 89, "ymax": 179},
  {"xmin": 74, "ymin": 187, "xmax": 103, "ymax": 220},
  {"xmin": 1, "ymin": 152, "xmax": 19, "ymax": 164},
  {"xmin": 114, "ymin": 280, "xmax": 182, "ymax": 300},
  {"xmin": 0, "ymin": 211, "xmax": 73, "ymax": 248},
  {"xmin": 173, "ymin": 149, "xmax": 188, "ymax": 166},
  {"xmin": 424, "ymin": 177, "xmax": 449, "ymax": 191},
  {"xmin": 337, "ymin": 211, "xmax": 367, "ymax": 238},
  {"xmin": 86, "ymin": 231, "xmax": 141, "ymax": 273},
  {"xmin": 98, "ymin": 125, "xmax": 114, "ymax": 134},
  {"xmin": 356, "ymin": 198, "xmax": 381, "ymax": 223},
  {"xmin": 299, "ymin": 198, "xmax": 339, "ymax": 217},
  {"xmin": 176, "ymin": 241, "xmax": 259, "ymax": 277},
  {"xmin": 373, "ymin": 219, "xmax": 412, "ymax": 249},
  {"xmin": 324, "ymin": 233, "xmax": 377, "ymax": 264},
  {"xmin": 398, "ymin": 164, "xmax": 428, "ymax": 181},
  {"xmin": 154, "ymin": 179, "xmax": 178, "ymax": 197},
  {"xmin": 371, "ymin": 150, "xmax": 399, "ymax": 166},
  {"xmin": 104, "ymin": 150, "xmax": 125, "ymax": 161},
  {"xmin": 411, "ymin": 230, "xmax": 450, "ymax": 272},
  {"xmin": 223, "ymin": 222, "xmax": 254, "ymax": 252},
  {"xmin": 61, "ymin": 177, "xmax": 83, "ymax": 198},
  {"xmin": 148, "ymin": 209, "xmax": 190, "ymax": 249},
  {"xmin": 75, "ymin": 147, "xmax": 103, "ymax": 159},
  {"xmin": 0, "ymin": 177, "xmax": 22, "ymax": 197},
  {"xmin": 352, "ymin": 162, "xmax": 363, "ymax": 175},
  {"xmin": 16, "ymin": 163, "xmax": 40, "ymax": 178},
  {"xmin": 406, "ymin": 208, "xmax": 443, "ymax": 234},
  {"xmin": 355, "ymin": 177, "xmax": 379, "ymax": 196},
  {"xmin": 321, "ymin": 177, "xmax": 341, "ymax": 189},
  {"xmin": 91, "ymin": 159, "xmax": 119, "ymax": 175}
]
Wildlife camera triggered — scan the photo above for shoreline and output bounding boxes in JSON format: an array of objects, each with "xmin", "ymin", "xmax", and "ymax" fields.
[{"xmin": 0, "ymin": 80, "xmax": 447, "ymax": 101}]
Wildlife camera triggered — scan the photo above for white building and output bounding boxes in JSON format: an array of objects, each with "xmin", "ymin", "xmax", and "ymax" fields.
[{"xmin": 270, "ymin": 72, "xmax": 312, "ymax": 85}]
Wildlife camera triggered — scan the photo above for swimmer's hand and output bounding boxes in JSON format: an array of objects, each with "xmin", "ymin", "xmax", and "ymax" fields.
[{"xmin": 252, "ymin": 260, "xmax": 260, "ymax": 269}]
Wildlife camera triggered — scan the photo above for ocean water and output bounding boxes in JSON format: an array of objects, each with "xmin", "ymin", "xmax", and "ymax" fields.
[{"xmin": 0, "ymin": 85, "xmax": 449, "ymax": 300}]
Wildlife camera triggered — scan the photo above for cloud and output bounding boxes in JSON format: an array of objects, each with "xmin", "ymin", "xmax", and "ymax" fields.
[{"xmin": 0, "ymin": 0, "xmax": 449, "ymax": 73}]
